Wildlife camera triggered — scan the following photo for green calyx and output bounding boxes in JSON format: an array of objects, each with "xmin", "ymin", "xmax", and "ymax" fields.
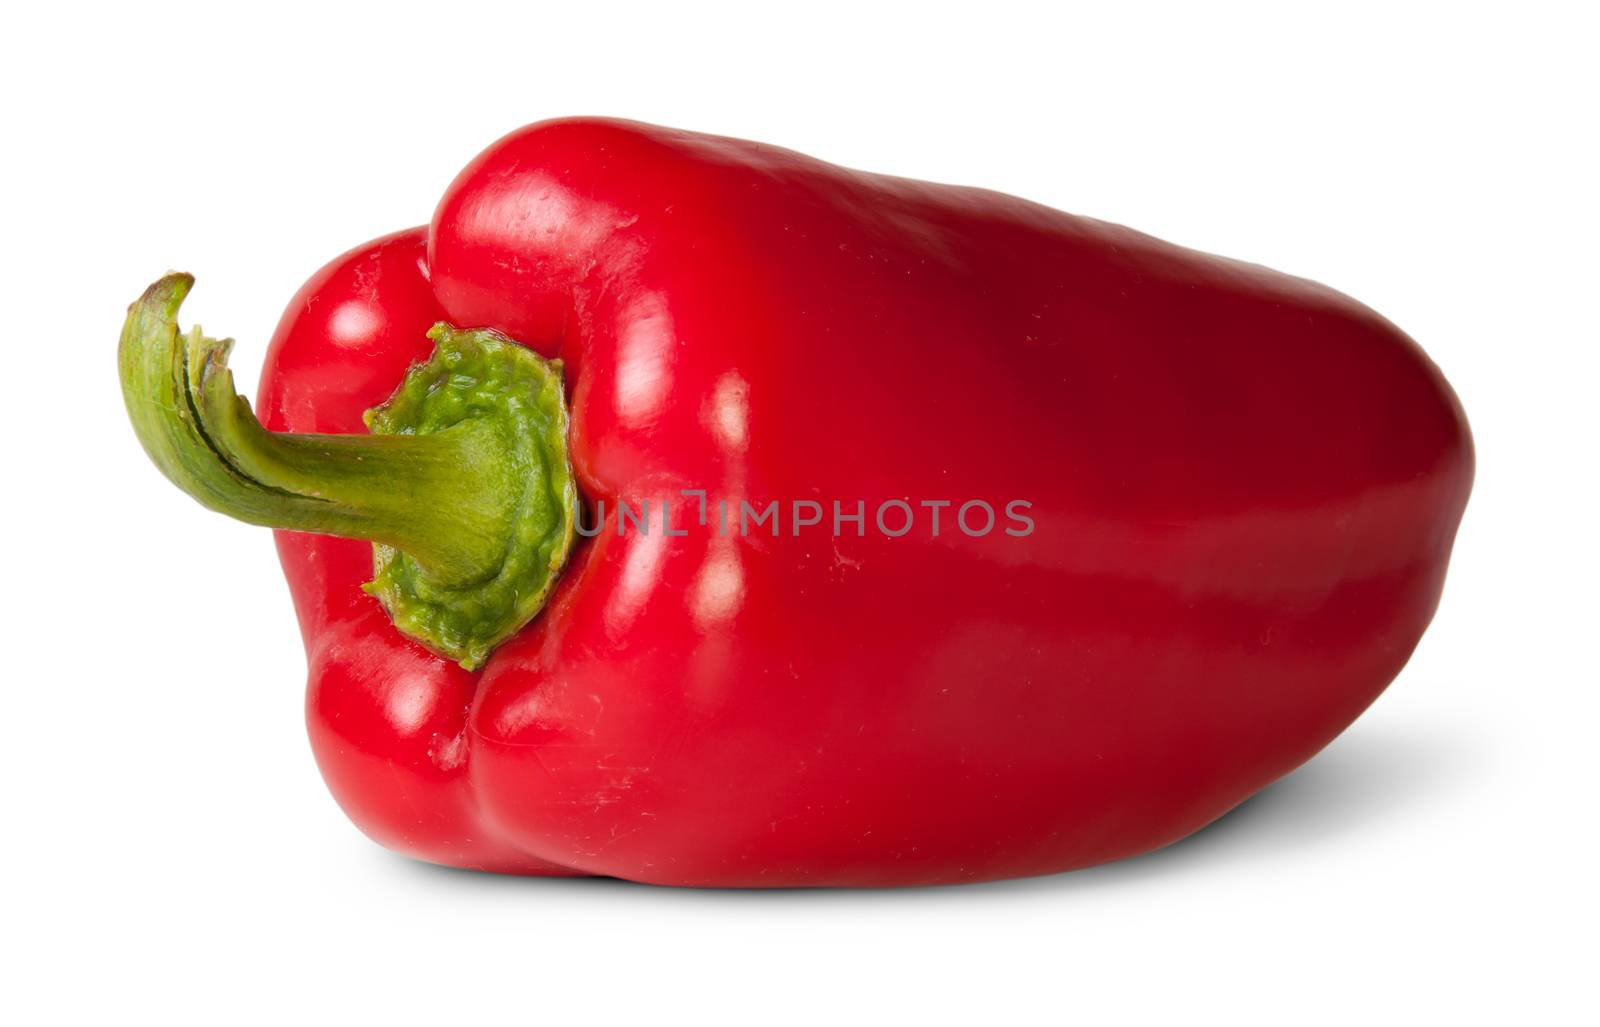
[
  {"xmin": 363, "ymin": 324, "xmax": 577, "ymax": 668},
  {"xmin": 119, "ymin": 273, "xmax": 578, "ymax": 670}
]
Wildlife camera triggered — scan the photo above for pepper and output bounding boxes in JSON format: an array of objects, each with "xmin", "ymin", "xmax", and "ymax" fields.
[{"xmin": 119, "ymin": 117, "xmax": 1472, "ymax": 886}]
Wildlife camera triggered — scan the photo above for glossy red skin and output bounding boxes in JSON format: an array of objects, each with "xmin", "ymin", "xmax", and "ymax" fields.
[{"xmin": 256, "ymin": 118, "xmax": 1471, "ymax": 886}]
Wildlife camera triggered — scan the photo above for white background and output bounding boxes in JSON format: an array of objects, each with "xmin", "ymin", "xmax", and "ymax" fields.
[{"xmin": 3, "ymin": 2, "xmax": 1594, "ymax": 1023}]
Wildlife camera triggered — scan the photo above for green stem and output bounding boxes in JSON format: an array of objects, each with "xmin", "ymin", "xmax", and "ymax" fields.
[{"xmin": 119, "ymin": 273, "xmax": 578, "ymax": 669}]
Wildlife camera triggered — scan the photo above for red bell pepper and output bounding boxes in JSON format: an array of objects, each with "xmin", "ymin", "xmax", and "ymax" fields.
[{"xmin": 119, "ymin": 117, "xmax": 1472, "ymax": 886}]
